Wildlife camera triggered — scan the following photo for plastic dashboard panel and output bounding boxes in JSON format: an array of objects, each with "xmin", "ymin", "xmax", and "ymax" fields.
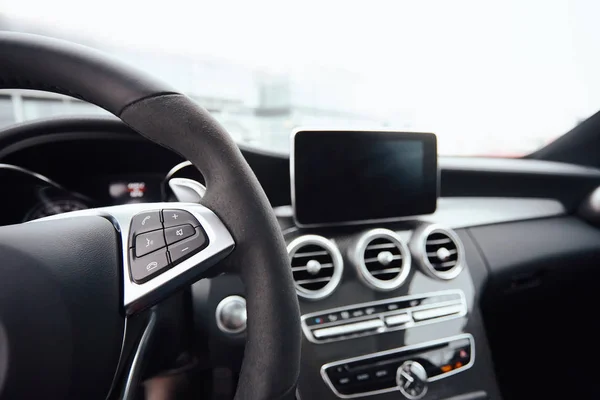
[
  {"xmin": 469, "ymin": 216, "xmax": 600, "ymax": 400},
  {"xmin": 2, "ymin": 117, "xmax": 600, "ymax": 211}
]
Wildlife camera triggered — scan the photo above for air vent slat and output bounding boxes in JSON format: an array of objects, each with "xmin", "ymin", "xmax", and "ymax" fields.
[
  {"xmin": 364, "ymin": 254, "xmax": 403, "ymax": 263},
  {"xmin": 355, "ymin": 229, "xmax": 411, "ymax": 291},
  {"xmin": 287, "ymin": 235, "xmax": 343, "ymax": 300},
  {"xmin": 293, "ymin": 250, "xmax": 329, "ymax": 257},
  {"xmin": 426, "ymin": 249, "xmax": 457, "ymax": 257},
  {"xmin": 418, "ymin": 226, "xmax": 464, "ymax": 280},
  {"xmin": 369, "ymin": 267, "xmax": 403, "ymax": 276},
  {"xmin": 366, "ymin": 243, "xmax": 397, "ymax": 250},
  {"xmin": 295, "ymin": 277, "xmax": 332, "ymax": 285},
  {"xmin": 291, "ymin": 263, "xmax": 334, "ymax": 272},
  {"xmin": 426, "ymin": 238, "xmax": 452, "ymax": 245}
]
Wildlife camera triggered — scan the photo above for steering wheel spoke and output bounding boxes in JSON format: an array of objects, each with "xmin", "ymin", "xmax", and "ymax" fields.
[{"xmin": 39, "ymin": 202, "xmax": 235, "ymax": 314}]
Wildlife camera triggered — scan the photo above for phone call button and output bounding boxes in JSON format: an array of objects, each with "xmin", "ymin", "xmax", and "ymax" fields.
[
  {"xmin": 130, "ymin": 211, "xmax": 162, "ymax": 245},
  {"xmin": 130, "ymin": 250, "xmax": 170, "ymax": 283}
]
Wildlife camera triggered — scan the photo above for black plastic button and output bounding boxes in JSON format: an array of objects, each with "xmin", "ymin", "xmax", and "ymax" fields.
[
  {"xmin": 130, "ymin": 250, "xmax": 170, "ymax": 283},
  {"xmin": 326, "ymin": 313, "xmax": 340, "ymax": 323},
  {"xmin": 162, "ymin": 209, "xmax": 200, "ymax": 229},
  {"xmin": 164, "ymin": 224, "xmax": 195, "ymax": 245},
  {"xmin": 129, "ymin": 211, "xmax": 162, "ymax": 245},
  {"xmin": 356, "ymin": 372, "xmax": 371, "ymax": 382},
  {"xmin": 338, "ymin": 377, "xmax": 351, "ymax": 385},
  {"xmin": 168, "ymin": 231, "xmax": 208, "ymax": 265},
  {"xmin": 374, "ymin": 369, "xmax": 390, "ymax": 379},
  {"xmin": 135, "ymin": 230, "xmax": 167, "ymax": 257}
]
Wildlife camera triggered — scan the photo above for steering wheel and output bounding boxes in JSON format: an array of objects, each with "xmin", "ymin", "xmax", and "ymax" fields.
[{"xmin": 0, "ymin": 33, "xmax": 301, "ymax": 399}]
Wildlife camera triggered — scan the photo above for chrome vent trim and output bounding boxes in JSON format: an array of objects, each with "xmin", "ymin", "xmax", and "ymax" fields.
[
  {"xmin": 353, "ymin": 229, "xmax": 411, "ymax": 291},
  {"xmin": 413, "ymin": 224, "xmax": 464, "ymax": 280},
  {"xmin": 287, "ymin": 235, "xmax": 343, "ymax": 300}
]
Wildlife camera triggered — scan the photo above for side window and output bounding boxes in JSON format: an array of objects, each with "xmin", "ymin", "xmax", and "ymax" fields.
[{"xmin": 0, "ymin": 95, "xmax": 15, "ymax": 129}]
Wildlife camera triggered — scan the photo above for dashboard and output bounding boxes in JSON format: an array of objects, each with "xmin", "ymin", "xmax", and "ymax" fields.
[{"xmin": 3, "ymin": 117, "xmax": 600, "ymax": 399}]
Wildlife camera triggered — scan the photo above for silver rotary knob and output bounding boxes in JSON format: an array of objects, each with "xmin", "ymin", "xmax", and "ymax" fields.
[
  {"xmin": 396, "ymin": 360, "xmax": 428, "ymax": 399},
  {"xmin": 215, "ymin": 295, "xmax": 247, "ymax": 334}
]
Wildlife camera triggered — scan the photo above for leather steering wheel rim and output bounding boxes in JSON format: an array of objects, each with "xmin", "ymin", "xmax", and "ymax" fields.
[{"xmin": 0, "ymin": 32, "xmax": 301, "ymax": 399}]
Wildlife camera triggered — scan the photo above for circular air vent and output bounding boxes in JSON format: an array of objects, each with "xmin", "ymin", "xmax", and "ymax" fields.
[
  {"xmin": 287, "ymin": 235, "xmax": 343, "ymax": 300},
  {"xmin": 413, "ymin": 225, "xmax": 464, "ymax": 280},
  {"xmin": 353, "ymin": 229, "xmax": 411, "ymax": 291}
]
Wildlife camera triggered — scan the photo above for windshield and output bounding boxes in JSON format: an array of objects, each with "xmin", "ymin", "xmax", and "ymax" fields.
[{"xmin": 1, "ymin": 0, "xmax": 599, "ymax": 156}]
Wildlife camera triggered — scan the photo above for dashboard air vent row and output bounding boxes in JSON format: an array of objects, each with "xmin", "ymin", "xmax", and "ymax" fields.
[
  {"xmin": 354, "ymin": 229, "xmax": 411, "ymax": 291},
  {"xmin": 287, "ymin": 235, "xmax": 343, "ymax": 300},
  {"xmin": 413, "ymin": 225, "xmax": 464, "ymax": 280}
]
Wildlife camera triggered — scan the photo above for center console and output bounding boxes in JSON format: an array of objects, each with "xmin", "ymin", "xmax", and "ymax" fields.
[
  {"xmin": 285, "ymin": 221, "xmax": 499, "ymax": 400},
  {"xmin": 287, "ymin": 130, "xmax": 501, "ymax": 399}
]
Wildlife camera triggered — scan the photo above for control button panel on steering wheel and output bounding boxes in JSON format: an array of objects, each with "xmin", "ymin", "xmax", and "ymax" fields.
[
  {"xmin": 129, "ymin": 211, "xmax": 162, "ymax": 242},
  {"xmin": 128, "ymin": 209, "xmax": 209, "ymax": 284},
  {"xmin": 164, "ymin": 224, "xmax": 195, "ymax": 245},
  {"xmin": 162, "ymin": 209, "xmax": 198, "ymax": 228},
  {"xmin": 129, "ymin": 249, "xmax": 170, "ymax": 283},
  {"xmin": 135, "ymin": 229, "xmax": 167, "ymax": 257}
]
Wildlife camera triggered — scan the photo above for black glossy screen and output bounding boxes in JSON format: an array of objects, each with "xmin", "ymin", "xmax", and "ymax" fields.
[{"xmin": 293, "ymin": 130, "xmax": 437, "ymax": 226}]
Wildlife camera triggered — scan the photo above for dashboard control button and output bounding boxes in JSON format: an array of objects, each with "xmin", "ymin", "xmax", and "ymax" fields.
[
  {"xmin": 327, "ymin": 313, "xmax": 339, "ymax": 322},
  {"xmin": 168, "ymin": 230, "xmax": 208, "ymax": 265},
  {"xmin": 162, "ymin": 209, "xmax": 200, "ymax": 228},
  {"xmin": 356, "ymin": 372, "xmax": 371, "ymax": 382},
  {"xmin": 135, "ymin": 229, "xmax": 167, "ymax": 257},
  {"xmin": 129, "ymin": 250, "xmax": 170, "ymax": 283},
  {"xmin": 164, "ymin": 224, "xmax": 195, "ymax": 245},
  {"xmin": 385, "ymin": 313, "xmax": 412, "ymax": 326},
  {"xmin": 216, "ymin": 296, "xmax": 247, "ymax": 334},
  {"xmin": 322, "ymin": 334, "xmax": 473, "ymax": 397},
  {"xmin": 334, "ymin": 365, "xmax": 347, "ymax": 374},
  {"xmin": 313, "ymin": 319, "xmax": 384, "ymax": 339},
  {"xmin": 420, "ymin": 293, "xmax": 461, "ymax": 305},
  {"xmin": 338, "ymin": 377, "xmax": 351, "ymax": 385},
  {"xmin": 375, "ymin": 369, "xmax": 390, "ymax": 378},
  {"xmin": 397, "ymin": 361, "xmax": 428, "ymax": 399},
  {"xmin": 129, "ymin": 211, "xmax": 162, "ymax": 244},
  {"xmin": 412, "ymin": 304, "xmax": 464, "ymax": 321}
]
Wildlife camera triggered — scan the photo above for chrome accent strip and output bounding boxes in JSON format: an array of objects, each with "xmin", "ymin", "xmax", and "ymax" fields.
[
  {"xmin": 287, "ymin": 235, "xmax": 344, "ymax": 300},
  {"xmin": 313, "ymin": 319, "xmax": 384, "ymax": 339},
  {"xmin": 301, "ymin": 290, "xmax": 467, "ymax": 344},
  {"xmin": 384, "ymin": 313, "xmax": 411, "ymax": 326},
  {"xmin": 168, "ymin": 177, "xmax": 206, "ymax": 202},
  {"xmin": 34, "ymin": 202, "xmax": 235, "ymax": 314},
  {"xmin": 165, "ymin": 160, "xmax": 193, "ymax": 181},
  {"xmin": 320, "ymin": 333, "xmax": 475, "ymax": 399},
  {"xmin": 412, "ymin": 224, "xmax": 465, "ymax": 280},
  {"xmin": 412, "ymin": 304, "xmax": 464, "ymax": 321},
  {"xmin": 353, "ymin": 228, "xmax": 411, "ymax": 291}
]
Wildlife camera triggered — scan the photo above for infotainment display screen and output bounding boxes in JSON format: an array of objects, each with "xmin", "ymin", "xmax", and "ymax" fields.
[{"xmin": 292, "ymin": 130, "xmax": 438, "ymax": 226}]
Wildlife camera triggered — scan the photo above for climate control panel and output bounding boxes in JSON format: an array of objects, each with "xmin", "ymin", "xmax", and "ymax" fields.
[
  {"xmin": 321, "ymin": 334, "xmax": 474, "ymax": 398},
  {"xmin": 301, "ymin": 290, "xmax": 467, "ymax": 344}
]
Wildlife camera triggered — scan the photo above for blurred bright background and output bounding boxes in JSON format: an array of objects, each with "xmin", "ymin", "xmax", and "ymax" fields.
[{"xmin": 1, "ymin": 0, "xmax": 600, "ymax": 156}]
